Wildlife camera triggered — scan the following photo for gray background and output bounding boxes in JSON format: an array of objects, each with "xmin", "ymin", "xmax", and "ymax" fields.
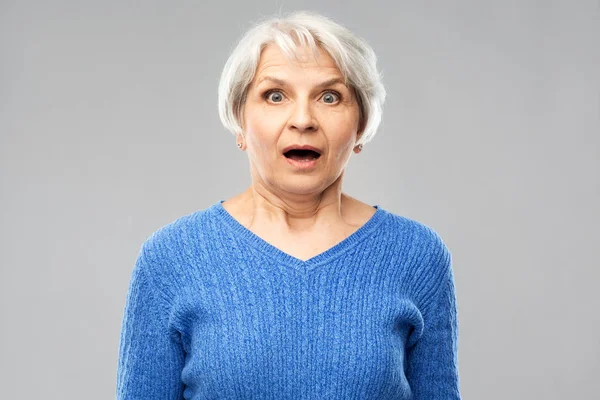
[{"xmin": 1, "ymin": 0, "xmax": 598, "ymax": 398}]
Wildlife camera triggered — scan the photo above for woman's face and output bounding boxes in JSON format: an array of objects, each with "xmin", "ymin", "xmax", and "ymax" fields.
[{"xmin": 241, "ymin": 43, "xmax": 362, "ymax": 197}]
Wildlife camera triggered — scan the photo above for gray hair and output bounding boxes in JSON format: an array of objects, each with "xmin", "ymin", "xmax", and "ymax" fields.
[{"xmin": 217, "ymin": 11, "xmax": 386, "ymax": 147}]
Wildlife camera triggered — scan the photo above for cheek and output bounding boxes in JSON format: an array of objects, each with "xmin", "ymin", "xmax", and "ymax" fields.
[
  {"xmin": 319, "ymin": 105, "xmax": 359, "ymax": 130},
  {"xmin": 244, "ymin": 105, "xmax": 282, "ymax": 135},
  {"xmin": 243, "ymin": 110, "xmax": 282, "ymax": 157},
  {"xmin": 322, "ymin": 113, "xmax": 360, "ymax": 143},
  {"xmin": 320, "ymin": 113, "xmax": 360, "ymax": 160}
]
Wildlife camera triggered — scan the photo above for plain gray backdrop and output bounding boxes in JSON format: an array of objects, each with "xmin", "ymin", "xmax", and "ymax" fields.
[{"xmin": 1, "ymin": 0, "xmax": 598, "ymax": 399}]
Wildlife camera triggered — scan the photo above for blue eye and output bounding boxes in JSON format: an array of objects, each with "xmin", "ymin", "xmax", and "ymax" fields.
[
  {"xmin": 322, "ymin": 92, "xmax": 339, "ymax": 104},
  {"xmin": 266, "ymin": 91, "xmax": 284, "ymax": 102}
]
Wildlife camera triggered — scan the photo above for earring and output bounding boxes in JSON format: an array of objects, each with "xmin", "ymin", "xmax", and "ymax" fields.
[
  {"xmin": 237, "ymin": 142, "xmax": 242, "ymax": 149},
  {"xmin": 357, "ymin": 144, "xmax": 363, "ymax": 150}
]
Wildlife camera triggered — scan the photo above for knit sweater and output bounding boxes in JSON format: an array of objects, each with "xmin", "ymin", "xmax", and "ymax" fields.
[{"xmin": 116, "ymin": 199, "xmax": 461, "ymax": 399}]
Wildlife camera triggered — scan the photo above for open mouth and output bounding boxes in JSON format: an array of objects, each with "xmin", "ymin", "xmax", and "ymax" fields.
[{"xmin": 283, "ymin": 149, "xmax": 322, "ymax": 161}]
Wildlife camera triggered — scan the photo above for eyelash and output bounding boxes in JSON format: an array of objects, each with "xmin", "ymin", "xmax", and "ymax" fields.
[{"xmin": 263, "ymin": 90, "xmax": 341, "ymax": 104}]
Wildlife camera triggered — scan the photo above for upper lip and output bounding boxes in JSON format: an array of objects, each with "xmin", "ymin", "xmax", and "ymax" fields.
[{"xmin": 282, "ymin": 144, "xmax": 323, "ymax": 155}]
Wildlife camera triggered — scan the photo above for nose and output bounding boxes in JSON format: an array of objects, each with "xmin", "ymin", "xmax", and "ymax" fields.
[{"xmin": 288, "ymin": 99, "xmax": 318, "ymax": 132}]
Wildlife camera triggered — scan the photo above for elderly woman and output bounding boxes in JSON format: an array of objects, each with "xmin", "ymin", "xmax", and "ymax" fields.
[{"xmin": 116, "ymin": 10, "xmax": 461, "ymax": 400}]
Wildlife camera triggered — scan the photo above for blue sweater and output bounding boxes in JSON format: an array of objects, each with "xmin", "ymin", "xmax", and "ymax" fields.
[{"xmin": 116, "ymin": 199, "xmax": 461, "ymax": 399}]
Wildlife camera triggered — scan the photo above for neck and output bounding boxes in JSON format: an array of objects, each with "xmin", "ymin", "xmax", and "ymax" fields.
[{"xmin": 237, "ymin": 172, "xmax": 350, "ymax": 232}]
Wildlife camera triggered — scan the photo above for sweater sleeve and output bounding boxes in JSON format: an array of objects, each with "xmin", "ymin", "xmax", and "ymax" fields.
[
  {"xmin": 116, "ymin": 246, "xmax": 186, "ymax": 399},
  {"xmin": 405, "ymin": 262, "xmax": 461, "ymax": 399}
]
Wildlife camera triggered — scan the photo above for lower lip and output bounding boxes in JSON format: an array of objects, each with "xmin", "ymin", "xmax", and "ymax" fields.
[{"xmin": 284, "ymin": 156, "xmax": 321, "ymax": 170}]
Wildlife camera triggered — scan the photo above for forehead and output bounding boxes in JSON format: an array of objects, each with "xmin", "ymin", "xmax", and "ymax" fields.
[{"xmin": 254, "ymin": 43, "xmax": 342, "ymax": 78}]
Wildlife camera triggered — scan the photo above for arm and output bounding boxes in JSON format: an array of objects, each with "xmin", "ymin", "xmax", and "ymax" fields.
[
  {"xmin": 405, "ymin": 263, "xmax": 462, "ymax": 399},
  {"xmin": 116, "ymin": 246, "xmax": 186, "ymax": 399}
]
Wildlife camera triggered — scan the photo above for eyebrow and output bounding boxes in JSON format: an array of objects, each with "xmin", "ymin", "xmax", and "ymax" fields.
[{"xmin": 256, "ymin": 76, "xmax": 347, "ymax": 89}]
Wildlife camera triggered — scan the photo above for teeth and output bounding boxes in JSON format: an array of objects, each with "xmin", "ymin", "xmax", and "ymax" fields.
[{"xmin": 291, "ymin": 156, "xmax": 316, "ymax": 161}]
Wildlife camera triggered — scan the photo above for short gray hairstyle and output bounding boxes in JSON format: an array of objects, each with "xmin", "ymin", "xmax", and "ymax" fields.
[{"xmin": 217, "ymin": 11, "xmax": 386, "ymax": 147}]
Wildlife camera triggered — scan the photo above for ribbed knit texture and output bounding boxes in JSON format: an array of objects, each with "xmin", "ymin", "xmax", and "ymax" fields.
[{"xmin": 116, "ymin": 199, "xmax": 461, "ymax": 399}]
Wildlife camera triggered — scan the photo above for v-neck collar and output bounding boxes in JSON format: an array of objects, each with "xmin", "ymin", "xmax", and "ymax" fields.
[{"xmin": 211, "ymin": 199, "xmax": 387, "ymax": 272}]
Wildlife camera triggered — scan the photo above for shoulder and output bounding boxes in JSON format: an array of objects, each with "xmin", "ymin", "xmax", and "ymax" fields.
[
  {"xmin": 381, "ymin": 208, "xmax": 453, "ymax": 295},
  {"xmin": 138, "ymin": 203, "xmax": 218, "ymax": 270},
  {"xmin": 382, "ymin": 208, "xmax": 450, "ymax": 254}
]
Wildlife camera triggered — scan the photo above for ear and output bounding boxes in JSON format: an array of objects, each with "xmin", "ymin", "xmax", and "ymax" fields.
[
  {"xmin": 353, "ymin": 134, "xmax": 364, "ymax": 154},
  {"xmin": 357, "ymin": 125, "xmax": 365, "ymax": 140},
  {"xmin": 356, "ymin": 119, "xmax": 366, "ymax": 139},
  {"xmin": 356, "ymin": 105, "xmax": 366, "ymax": 138},
  {"xmin": 238, "ymin": 104, "xmax": 246, "ymax": 132}
]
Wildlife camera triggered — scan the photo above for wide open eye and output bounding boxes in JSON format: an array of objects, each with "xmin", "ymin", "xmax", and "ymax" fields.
[
  {"xmin": 322, "ymin": 91, "xmax": 340, "ymax": 104},
  {"xmin": 266, "ymin": 90, "xmax": 284, "ymax": 103}
]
